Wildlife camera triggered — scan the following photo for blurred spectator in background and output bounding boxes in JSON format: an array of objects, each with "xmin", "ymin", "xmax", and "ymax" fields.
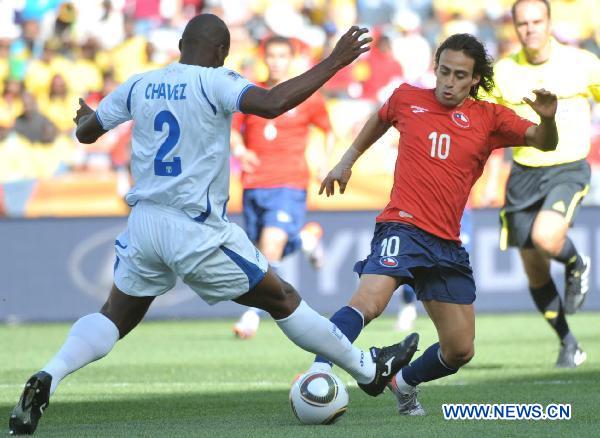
[
  {"xmin": 24, "ymin": 38, "xmax": 70, "ymax": 100},
  {"xmin": 0, "ymin": 106, "xmax": 37, "ymax": 185},
  {"xmin": 14, "ymin": 92, "xmax": 57, "ymax": 144},
  {"xmin": 10, "ymin": 19, "xmax": 42, "ymax": 80},
  {"xmin": 109, "ymin": 15, "xmax": 148, "ymax": 83},
  {"xmin": 0, "ymin": 109, "xmax": 13, "ymax": 142},
  {"xmin": 356, "ymin": 0, "xmax": 399, "ymax": 26},
  {"xmin": 54, "ymin": 2, "xmax": 78, "ymax": 42},
  {"xmin": 39, "ymin": 74, "xmax": 77, "ymax": 134},
  {"xmin": 391, "ymin": 10, "xmax": 433, "ymax": 86},
  {"xmin": 433, "ymin": 0, "xmax": 485, "ymax": 22},
  {"xmin": 0, "ymin": 38, "xmax": 11, "ymax": 88},
  {"xmin": 0, "ymin": 0, "xmax": 598, "ymax": 218},
  {"xmin": 129, "ymin": 0, "xmax": 162, "ymax": 35},
  {"xmin": 358, "ymin": 32, "xmax": 403, "ymax": 102},
  {"xmin": 0, "ymin": 79, "xmax": 24, "ymax": 124},
  {"xmin": 74, "ymin": 0, "xmax": 125, "ymax": 50},
  {"xmin": 70, "ymin": 38, "xmax": 103, "ymax": 96},
  {"xmin": 551, "ymin": 0, "xmax": 600, "ymax": 53}
]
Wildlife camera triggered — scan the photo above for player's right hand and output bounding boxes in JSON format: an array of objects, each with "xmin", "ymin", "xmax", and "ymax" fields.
[
  {"xmin": 328, "ymin": 26, "xmax": 372, "ymax": 68},
  {"xmin": 319, "ymin": 163, "xmax": 352, "ymax": 196}
]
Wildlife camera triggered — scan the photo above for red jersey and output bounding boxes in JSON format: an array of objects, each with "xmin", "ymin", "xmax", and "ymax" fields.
[
  {"xmin": 377, "ymin": 83, "xmax": 534, "ymax": 242},
  {"xmin": 232, "ymin": 90, "xmax": 331, "ymax": 189}
]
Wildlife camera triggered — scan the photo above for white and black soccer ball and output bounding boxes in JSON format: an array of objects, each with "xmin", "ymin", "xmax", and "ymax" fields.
[{"xmin": 289, "ymin": 371, "xmax": 349, "ymax": 425}]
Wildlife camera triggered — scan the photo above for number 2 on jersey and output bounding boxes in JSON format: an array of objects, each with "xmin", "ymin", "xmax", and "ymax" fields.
[{"xmin": 154, "ymin": 110, "xmax": 182, "ymax": 176}]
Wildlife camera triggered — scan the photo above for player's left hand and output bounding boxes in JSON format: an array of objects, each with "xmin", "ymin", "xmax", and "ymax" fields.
[
  {"xmin": 523, "ymin": 89, "xmax": 557, "ymax": 119},
  {"xmin": 319, "ymin": 163, "xmax": 352, "ymax": 196},
  {"xmin": 73, "ymin": 98, "xmax": 94, "ymax": 126}
]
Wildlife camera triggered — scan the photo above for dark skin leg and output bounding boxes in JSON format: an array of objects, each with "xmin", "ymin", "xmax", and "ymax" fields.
[
  {"xmin": 101, "ymin": 267, "xmax": 300, "ymax": 340},
  {"xmin": 100, "ymin": 284, "xmax": 154, "ymax": 339},
  {"xmin": 234, "ymin": 267, "xmax": 301, "ymax": 320}
]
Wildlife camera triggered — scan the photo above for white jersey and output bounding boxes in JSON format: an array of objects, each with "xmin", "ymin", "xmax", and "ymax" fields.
[{"xmin": 96, "ymin": 62, "xmax": 254, "ymax": 225}]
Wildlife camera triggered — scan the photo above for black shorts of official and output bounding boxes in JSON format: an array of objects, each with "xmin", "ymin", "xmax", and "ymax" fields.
[
  {"xmin": 354, "ymin": 222, "xmax": 476, "ymax": 305},
  {"xmin": 500, "ymin": 159, "xmax": 590, "ymax": 249}
]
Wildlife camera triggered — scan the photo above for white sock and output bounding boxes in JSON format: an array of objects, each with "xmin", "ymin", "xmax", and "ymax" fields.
[
  {"xmin": 276, "ymin": 300, "xmax": 375, "ymax": 384},
  {"xmin": 42, "ymin": 313, "xmax": 119, "ymax": 395},
  {"xmin": 393, "ymin": 369, "xmax": 415, "ymax": 394}
]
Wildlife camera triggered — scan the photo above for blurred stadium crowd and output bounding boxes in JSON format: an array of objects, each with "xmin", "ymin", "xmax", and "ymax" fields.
[{"xmin": 0, "ymin": 0, "xmax": 598, "ymax": 217}]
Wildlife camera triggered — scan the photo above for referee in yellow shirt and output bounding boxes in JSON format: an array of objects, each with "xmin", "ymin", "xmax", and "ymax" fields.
[{"xmin": 494, "ymin": 0, "xmax": 600, "ymax": 368}]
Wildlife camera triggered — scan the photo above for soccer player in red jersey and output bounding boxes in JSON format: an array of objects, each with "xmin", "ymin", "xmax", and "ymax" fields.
[
  {"xmin": 231, "ymin": 36, "xmax": 333, "ymax": 339},
  {"xmin": 307, "ymin": 33, "xmax": 558, "ymax": 415}
]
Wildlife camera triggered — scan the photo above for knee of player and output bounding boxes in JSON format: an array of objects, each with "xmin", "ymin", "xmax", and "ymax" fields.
[
  {"xmin": 348, "ymin": 291, "xmax": 387, "ymax": 324},
  {"xmin": 531, "ymin": 223, "xmax": 566, "ymax": 256},
  {"xmin": 357, "ymin": 301, "xmax": 385, "ymax": 324},
  {"xmin": 444, "ymin": 344, "xmax": 475, "ymax": 368},
  {"xmin": 531, "ymin": 231, "xmax": 562, "ymax": 256},
  {"xmin": 270, "ymin": 280, "xmax": 302, "ymax": 318}
]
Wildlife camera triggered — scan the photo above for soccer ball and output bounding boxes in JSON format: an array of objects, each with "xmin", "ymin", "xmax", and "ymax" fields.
[{"xmin": 289, "ymin": 371, "xmax": 349, "ymax": 425}]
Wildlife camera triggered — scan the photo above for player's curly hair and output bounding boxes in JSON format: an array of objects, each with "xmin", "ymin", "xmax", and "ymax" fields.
[{"xmin": 434, "ymin": 34, "xmax": 494, "ymax": 99}]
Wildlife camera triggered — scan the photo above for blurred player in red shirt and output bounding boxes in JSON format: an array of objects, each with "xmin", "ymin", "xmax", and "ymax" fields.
[
  {"xmin": 232, "ymin": 36, "xmax": 334, "ymax": 339},
  {"xmin": 308, "ymin": 34, "xmax": 559, "ymax": 414},
  {"xmin": 360, "ymin": 33, "xmax": 403, "ymax": 102}
]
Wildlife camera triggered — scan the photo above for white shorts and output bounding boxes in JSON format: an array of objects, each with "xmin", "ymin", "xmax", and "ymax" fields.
[{"xmin": 113, "ymin": 201, "xmax": 268, "ymax": 305}]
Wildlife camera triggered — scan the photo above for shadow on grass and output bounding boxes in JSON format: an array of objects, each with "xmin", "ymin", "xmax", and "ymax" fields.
[
  {"xmin": 3, "ymin": 369, "xmax": 600, "ymax": 437},
  {"xmin": 2, "ymin": 387, "xmax": 400, "ymax": 438}
]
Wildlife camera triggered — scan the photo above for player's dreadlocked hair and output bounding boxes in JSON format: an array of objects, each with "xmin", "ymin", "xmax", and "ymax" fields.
[{"xmin": 434, "ymin": 34, "xmax": 494, "ymax": 99}]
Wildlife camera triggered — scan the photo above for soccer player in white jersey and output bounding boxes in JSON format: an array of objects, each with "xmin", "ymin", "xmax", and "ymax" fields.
[{"xmin": 9, "ymin": 14, "xmax": 418, "ymax": 435}]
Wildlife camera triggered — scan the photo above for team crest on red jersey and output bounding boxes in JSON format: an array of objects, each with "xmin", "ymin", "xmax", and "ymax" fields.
[
  {"xmin": 379, "ymin": 256, "xmax": 398, "ymax": 268},
  {"xmin": 451, "ymin": 111, "xmax": 470, "ymax": 128}
]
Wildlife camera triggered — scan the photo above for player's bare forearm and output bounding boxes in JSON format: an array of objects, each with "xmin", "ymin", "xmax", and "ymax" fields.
[
  {"xmin": 523, "ymin": 89, "xmax": 558, "ymax": 151},
  {"xmin": 240, "ymin": 27, "xmax": 371, "ymax": 118},
  {"xmin": 260, "ymin": 58, "xmax": 341, "ymax": 118},
  {"xmin": 340, "ymin": 112, "xmax": 391, "ymax": 167},
  {"xmin": 537, "ymin": 116, "xmax": 558, "ymax": 150},
  {"xmin": 526, "ymin": 117, "xmax": 558, "ymax": 151},
  {"xmin": 241, "ymin": 58, "xmax": 346, "ymax": 119},
  {"xmin": 319, "ymin": 112, "xmax": 390, "ymax": 196},
  {"xmin": 75, "ymin": 114, "xmax": 102, "ymax": 143}
]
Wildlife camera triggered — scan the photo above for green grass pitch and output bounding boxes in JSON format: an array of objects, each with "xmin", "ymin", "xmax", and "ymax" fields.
[{"xmin": 2, "ymin": 313, "xmax": 599, "ymax": 437}]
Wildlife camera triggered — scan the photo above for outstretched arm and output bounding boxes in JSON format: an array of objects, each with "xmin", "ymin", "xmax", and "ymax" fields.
[
  {"xmin": 524, "ymin": 88, "xmax": 558, "ymax": 151},
  {"xmin": 319, "ymin": 112, "xmax": 391, "ymax": 196},
  {"xmin": 240, "ymin": 27, "xmax": 371, "ymax": 118}
]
